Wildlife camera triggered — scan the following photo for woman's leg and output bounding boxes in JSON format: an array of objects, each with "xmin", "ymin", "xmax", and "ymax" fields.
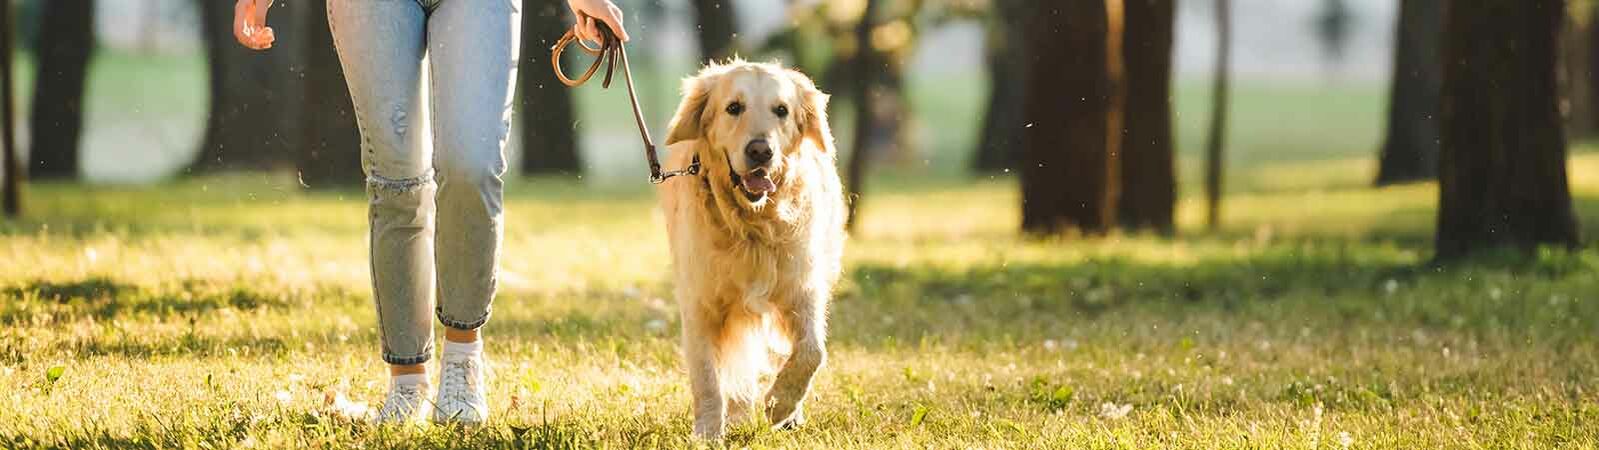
[
  {"xmin": 426, "ymin": 0, "xmax": 520, "ymax": 424},
  {"xmin": 326, "ymin": 0, "xmax": 434, "ymax": 373},
  {"xmin": 428, "ymin": 0, "xmax": 521, "ymax": 336}
]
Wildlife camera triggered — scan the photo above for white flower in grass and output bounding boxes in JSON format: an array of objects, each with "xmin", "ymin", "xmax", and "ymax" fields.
[
  {"xmin": 274, "ymin": 390, "xmax": 292, "ymax": 404},
  {"xmin": 1337, "ymin": 431, "xmax": 1354, "ymax": 449},
  {"xmin": 644, "ymin": 318, "xmax": 668, "ymax": 335},
  {"xmin": 328, "ymin": 391, "xmax": 371, "ymax": 420},
  {"xmin": 1098, "ymin": 402, "xmax": 1133, "ymax": 420}
]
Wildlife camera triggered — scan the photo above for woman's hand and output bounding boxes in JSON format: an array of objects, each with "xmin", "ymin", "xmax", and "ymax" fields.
[
  {"xmin": 234, "ymin": 0, "xmax": 276, "ymax": 50},
  {"xmin": 567, "ymin": 0, "xmax": 631, "ymax": 43}
]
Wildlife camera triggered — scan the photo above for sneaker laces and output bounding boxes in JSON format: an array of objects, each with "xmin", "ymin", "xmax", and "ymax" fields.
[{"xmin": 439, "ymin": 352, "xmax": 488, "ymax": 408}]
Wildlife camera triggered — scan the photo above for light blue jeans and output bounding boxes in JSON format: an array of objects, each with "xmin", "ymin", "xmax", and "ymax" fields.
[{"xmin": 327, "ymin": 0, "xmax": 521, "ymax": 365}]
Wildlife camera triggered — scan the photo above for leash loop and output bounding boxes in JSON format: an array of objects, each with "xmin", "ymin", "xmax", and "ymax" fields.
[{"xmin": 552, "ymin": 23, "xmax": 700, "ymax": 184}]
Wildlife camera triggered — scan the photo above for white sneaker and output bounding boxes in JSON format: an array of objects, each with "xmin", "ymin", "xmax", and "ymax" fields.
[
  {"xmin": 433, "ymin": 346, "xmax": 490, "ymax": 424},
  {"xmin": 374, "ymin": 375, "xmax": 431, "ymax": 425}
]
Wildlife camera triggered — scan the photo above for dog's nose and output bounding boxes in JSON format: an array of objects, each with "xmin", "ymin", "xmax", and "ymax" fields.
[{"xmin": 745, "ymin": 139, "xmax": 773, "ymax": 165}]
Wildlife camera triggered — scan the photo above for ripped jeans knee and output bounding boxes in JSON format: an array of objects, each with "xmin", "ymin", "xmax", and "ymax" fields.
[{"xmin": 368, "ymin": 169, "xmax": 434, "ymax": 194}]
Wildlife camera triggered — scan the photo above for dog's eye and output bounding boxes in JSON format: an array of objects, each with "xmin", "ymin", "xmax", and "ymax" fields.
[
  {"xmin": 725, "ymin": 102, "xmax": 744, "ymax": 116},
  {"xmin": 773, "ymin": 105, "xmax": 789, "ymax": 118}
]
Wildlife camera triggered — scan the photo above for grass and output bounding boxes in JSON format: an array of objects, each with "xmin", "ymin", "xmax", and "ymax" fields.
[
  {"xmin": 5, "ymin": 42, "xmax": 1599, "ymax": 448},
  {"xmin": 4, "ymin": 149, "xmax": 1599, "ymax": 449}
]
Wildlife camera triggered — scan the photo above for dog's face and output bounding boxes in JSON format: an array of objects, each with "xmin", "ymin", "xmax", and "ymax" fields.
[{"xmin": 666, "ymin": 62, "xmax": 833, "ymax": 206}]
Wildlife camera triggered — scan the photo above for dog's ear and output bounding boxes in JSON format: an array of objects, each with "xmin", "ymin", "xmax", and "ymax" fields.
[
  {"xmin": 666, "ymin": 74, "xmax": 712, "ymax": 146},
  {"xmin": 787, "ymin": 69, "xmax": 835, "ymax": 154}
]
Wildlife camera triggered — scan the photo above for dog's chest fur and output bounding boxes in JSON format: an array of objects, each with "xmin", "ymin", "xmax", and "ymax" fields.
[{"xmin": 696, "ymin": 181, "xmax": 817, "ymax": 313}]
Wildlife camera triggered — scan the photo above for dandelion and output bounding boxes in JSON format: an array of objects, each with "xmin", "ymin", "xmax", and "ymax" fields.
[{"xmin": 1098, "ymin": 402, "xmax": 1133, "ymax": 420}]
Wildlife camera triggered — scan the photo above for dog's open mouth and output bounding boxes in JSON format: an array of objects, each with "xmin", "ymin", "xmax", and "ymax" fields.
[{"xmin": 733, "ymin": 168, "xmax": 776, "ymax": 202}]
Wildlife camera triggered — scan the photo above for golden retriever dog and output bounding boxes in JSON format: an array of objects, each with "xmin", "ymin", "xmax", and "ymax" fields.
[{"xmin": 657, "ymin": 60, "xmax": 846, "ymax": 439}]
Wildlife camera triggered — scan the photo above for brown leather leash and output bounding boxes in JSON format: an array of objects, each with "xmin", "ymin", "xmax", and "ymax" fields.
[{"xmin": 551, "ymin": 23, "xmax": 699, "ymax": 184}]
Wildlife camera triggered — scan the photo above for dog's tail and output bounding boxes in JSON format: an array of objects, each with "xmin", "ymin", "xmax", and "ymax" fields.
[{"xmin": 715, "ymin": 311, "xmax": 792, "ymax": 410}]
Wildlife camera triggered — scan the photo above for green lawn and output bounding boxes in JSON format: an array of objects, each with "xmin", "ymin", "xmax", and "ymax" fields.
[{"xmin": 4, "ymin": 149, "xmax": 1599, "ymax": 448}]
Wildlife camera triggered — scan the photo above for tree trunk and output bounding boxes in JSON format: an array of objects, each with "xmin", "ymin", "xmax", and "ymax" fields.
[
  {"xmin": 191, "ymin": 0, "xmax": 297, "ymax": 173},
  {"xmin": 1020, "ymin": 0, "xmax": 1123, "ymax": 236},
  {"xmin": 688, "ymin": 0, "xmax": 738, "ymax": 62},
  {"xmin": 844, "ymin": 0, "xmax": 883, "ymax": 230},
  {"xmin": 1203, "ymin": 0, "xmax": 1231, "ymax": 229},
  {"xmin": 971, "ymin": 0, "xmax": 1026, "ymax": 173},
  {"xmin": 1375, "ymin": 0, "xmax": 1442, "ymax": 185},
  {"xmin": 1117, "ymin": 0, "xmax": 1176, "ymax": 234},
  {"xmin": 1436, "ymin": 0, "xmax": 1579, "ymax": 260},
  {"xmin": 519, "ymin": 0, "xmax": 581, "ymax": 175},
  {"xmin": 3, "ymin": 1, "xmax": 21, "ymax": 217},
  {"xmin": 28, "ymin": 0, "xmax": 95, "ymax": 180},
  {"xmin": 294, "ymin": 0, "xmax": 362, "ymax": 188}
]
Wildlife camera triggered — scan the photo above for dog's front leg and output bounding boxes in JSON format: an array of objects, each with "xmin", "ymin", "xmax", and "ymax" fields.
[
  {"xmin": 682, "ymin": 316, "xmax": 726, "ymax": 440},
  {"xmin": 766, "ymin": 299, "xmax": 827, "ymax": 430}
]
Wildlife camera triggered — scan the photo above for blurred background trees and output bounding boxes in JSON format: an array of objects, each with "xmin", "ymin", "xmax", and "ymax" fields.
[
  {"xmin": 28, "ymin": 0, "xmax": 94, "ymax": 180},
  {"xmin": 1019, "ymin": 0, "xmax": 1121, "ymax": 236},
  {"xmin": 1435, "ymin": 0, "xmax": 1578, "ymax": 259},
  {"xmin": 1118, "ymin": 0, "xmax": 1177, "ymax": 234},
  {"xmin": 1374, "ymin": 0, "xmax": 1440, "ymax": 186},
  {"xmin": 2, "ymin": 0, "xmax": 1595, "ymax": 261},
  {"xmin": 519, "ymin": 0, "xmax": 582, "ymax": 175}
]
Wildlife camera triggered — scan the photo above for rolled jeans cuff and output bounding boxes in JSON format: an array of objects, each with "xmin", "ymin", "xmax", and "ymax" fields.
[
  {"xmin": 438, "ymin": 308, "xmax": 490, "ymax": 330},
  {"xmin": 383, "ymin": 349, "xmax": 432, "ymax": 365}
]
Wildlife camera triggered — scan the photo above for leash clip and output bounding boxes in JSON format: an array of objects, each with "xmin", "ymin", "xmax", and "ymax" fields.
[{"xmin": 649, "ymin": 155, "xmax": 702, "ymax": 184}]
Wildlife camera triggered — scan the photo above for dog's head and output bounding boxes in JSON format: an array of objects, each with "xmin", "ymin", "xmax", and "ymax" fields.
[{"xmin": 665, "ymin": 60, "xmax": 834, "ymax": 207}]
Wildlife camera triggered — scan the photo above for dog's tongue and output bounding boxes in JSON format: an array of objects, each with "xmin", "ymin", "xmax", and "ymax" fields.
[{"xmin": 742, "ymin": 173, "xmax": 776, "ymax": 195}]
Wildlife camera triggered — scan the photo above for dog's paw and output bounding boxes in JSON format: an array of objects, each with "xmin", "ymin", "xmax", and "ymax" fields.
[{"xmin": 767, "ymin": 403, "xmax": 805, "ymax": 431}]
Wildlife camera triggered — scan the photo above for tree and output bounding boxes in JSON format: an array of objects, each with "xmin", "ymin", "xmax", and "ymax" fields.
[
  {"xmin": 3, "ymin": 1, "xmax": 20, "ymax": 217},
  {"xmin": 28, "ymin": 0, "xmax": 95, "ymax": 180},
  {"xmin": 1374, "ymin": 0, "xmax": 1442, "ymax": 185},
  {"xmin": 293, "ymin": 0, "xmax": 362, "ymax": 187},
  {"xmin": 191, "ymin": 0, "xmax": 297, "ymax": 173},
  {"xmin": 1436, "ymin": 0, "xmax": 1578, "ymax": 259},
  {"xmin": 1117, "ymin": 0, "xmax": 1176, "ymax": 233},
  {"xmin": 688, "ymin": 0, "xmax": 738, "ymax": 62},
  {"xmin": 970, "ymin": 0, "xmax": 1027, "ymax": 173},
  {"xmin": 1203, "ymin": 0, "xmax": 1231, "ymax": 229},
  {"xmin": 844, "ymin": 0, "xmax": 884, "ymax": 230},
  {"xmin": 519, "ymin": 0, "xmax": 581, "ymax": 175},
  {"xmin": 1020, "ymin": 0, "xmax": 1123, "ymax": 235}
]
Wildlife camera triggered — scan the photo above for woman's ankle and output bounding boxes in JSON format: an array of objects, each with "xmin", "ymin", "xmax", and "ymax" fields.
[
  {"xmin": 390, "ymin": 363, "xmax": 427, "ymax": 377},
  {"xmin": 443, "ymin": 327, "xmax": 480, "ymax": 344}
]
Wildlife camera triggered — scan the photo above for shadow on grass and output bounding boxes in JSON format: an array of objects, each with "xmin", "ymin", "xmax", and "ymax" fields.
[
  {"xmin": 1, "ymin": 278, "xmax": 357, "ymax": 326},
  {"xmin": 834, "ymin": 245, "xmax": 1599, "ymax": 346}
]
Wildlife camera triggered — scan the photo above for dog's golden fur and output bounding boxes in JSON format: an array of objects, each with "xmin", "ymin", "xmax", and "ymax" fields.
[{"xmin": 657, "ymin": 60, "xmax": 845, "ymax": 439}]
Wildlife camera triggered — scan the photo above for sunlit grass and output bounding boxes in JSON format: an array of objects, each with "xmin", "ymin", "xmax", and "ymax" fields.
[{"xmin": 3, "ymin": 155, "xmax": 1599, "ymax": 448}]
